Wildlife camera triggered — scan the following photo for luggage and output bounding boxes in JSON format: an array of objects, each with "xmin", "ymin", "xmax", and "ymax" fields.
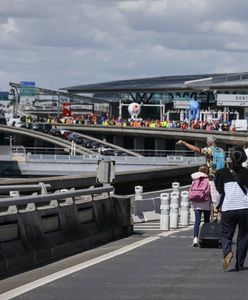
[{"xmin": 198, "ymin": 221, "xmax": 222, "ymax": 248}]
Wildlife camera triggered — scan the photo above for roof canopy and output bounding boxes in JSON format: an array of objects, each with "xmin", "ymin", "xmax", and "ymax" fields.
[{"xmin": 61, "ymin": 72, "xmax": 248, "ymax": 94}]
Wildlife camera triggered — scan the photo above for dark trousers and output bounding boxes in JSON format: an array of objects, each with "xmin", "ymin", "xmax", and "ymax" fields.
[
  {"xmin": 222, "ymin": 209, "xmax": 248, "ymax": 269},
  {"xmin": 193, "ymin": 210, "xmax": 211, "ymax": 237}
]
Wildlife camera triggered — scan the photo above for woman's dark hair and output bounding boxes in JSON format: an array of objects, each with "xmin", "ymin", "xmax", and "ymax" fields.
[{"xmin": 231, "ymin": 147, "xmax": 247, "ymax": 169}]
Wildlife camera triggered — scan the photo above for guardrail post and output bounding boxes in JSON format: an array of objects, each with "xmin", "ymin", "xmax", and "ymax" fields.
[
  {"xmin": 169, "ymin": 192, "xmax": 179, "ymax": 229},
  {"xmin": 189, "ymin": 203, "xmax": 195, "ymax": 224},
  {"xmin": 134, "ymin": 185, "xmax": 143, "ymax": 200},
  {"xmin": 9, "ymin": 191, "xmax": 20, "ymax": 197},
  {"xmin": 172, "ymin": 182, "xmax": 180, "ymax": 194},
  {"xmin": 39, "ymin": 182, "xmax": 48, "ymax": 194},
  {"xmin": 180, "ymin": 191, "xmax": 189, "ymax": 226},
  {"xmin": 160, "ymin": 193, "xmax": 170, "ymax": 230}
]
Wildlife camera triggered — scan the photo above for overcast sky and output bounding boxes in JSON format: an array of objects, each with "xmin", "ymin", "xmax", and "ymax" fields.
[{"xmin": 1, "ymin": 0, "xmax": 248, "ymax": 91}]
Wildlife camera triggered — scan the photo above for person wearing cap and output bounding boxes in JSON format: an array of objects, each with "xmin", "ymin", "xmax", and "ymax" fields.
[{"xmin": 176, "ymin": 136, "xmax": 223, "ymax": 178}]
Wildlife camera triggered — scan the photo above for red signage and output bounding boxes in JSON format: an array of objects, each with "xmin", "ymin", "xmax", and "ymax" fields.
[{"xmin": 62, "ymin": 102, "xmax": 71, "ymax": 117}]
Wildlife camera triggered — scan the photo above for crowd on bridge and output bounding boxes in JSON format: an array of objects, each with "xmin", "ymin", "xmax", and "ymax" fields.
[{"xmin": 18, "ymin": 112, "xmax": 240, "ymax": 132}]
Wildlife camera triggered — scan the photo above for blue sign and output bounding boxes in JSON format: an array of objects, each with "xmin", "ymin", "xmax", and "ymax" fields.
[
  {"xmin": 20, "ymin": 81, "xmax": 36, "ymax": 96},
  {"xmin": 20, "ymin": 81, "xmax": 35, "ymax": 86},
  {"xmin": 0, "ymin": 92, "xmax": 9, "ymax": 100}
]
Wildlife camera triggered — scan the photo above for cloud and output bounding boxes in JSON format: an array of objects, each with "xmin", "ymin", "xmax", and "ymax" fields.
[{"xmin": 0, "ymin": 0, "xmax": 248, "ymax": 91}]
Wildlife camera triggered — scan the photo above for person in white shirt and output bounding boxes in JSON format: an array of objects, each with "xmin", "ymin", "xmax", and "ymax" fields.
[{"xmin": 215, "ymin": 147, "xmax": 248, "ymax": 271}]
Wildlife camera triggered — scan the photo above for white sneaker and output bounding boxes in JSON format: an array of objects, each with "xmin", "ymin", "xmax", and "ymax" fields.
[{"xmin": 192, "ymin": 237, "xmax": 198, "ymax": 247}]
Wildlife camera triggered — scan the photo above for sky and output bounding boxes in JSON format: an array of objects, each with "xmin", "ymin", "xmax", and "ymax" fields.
[{"xmin": 1, "ymin": 0, "xmax": 248, "ymax": 91}]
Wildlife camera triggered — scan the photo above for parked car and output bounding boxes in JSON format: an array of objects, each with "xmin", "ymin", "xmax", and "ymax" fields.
[
  {"xmin": 67, "ymin": 132, "xmax": 80, "ymax": 142},
  {"xmin": 31, "ymin": 123, "xmax": 52, "ymax": 133},
  {"xmin": 85, "ymin": 141, "xmax": 103, "ymax": 150},
  {"xmin": 101, "ymin": 149, "xmax": 127, "ymax": 156},
  {"xmin": 112, "ymin": 150, "xmax": 128, "ymax": 156},
  {"xmin": 98, "ymin": 146, "xmax": 113, "ymax": 154},
  {"xmin": 61, "ymin": 130, "xmax": 71, "ymax": 139},
  {"xmin": 49, "ymin": 128, "xmax": 62, "ymax": 137},
  {"xmin": 32, "ymin": 123, "xmax": 44, "ymax": 131}
]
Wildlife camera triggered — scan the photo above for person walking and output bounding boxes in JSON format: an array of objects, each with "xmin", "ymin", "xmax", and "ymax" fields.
[
  {"xmin": 215, "ymin": 147, "xmax": 248, "ymax": 271},
  {"xmin": 176, "ymin": 136, "xmax": 225, "ymax": 178},
  {"xmin": 189, "ymin": 165, "xmax": 217, "ymax": 247}
]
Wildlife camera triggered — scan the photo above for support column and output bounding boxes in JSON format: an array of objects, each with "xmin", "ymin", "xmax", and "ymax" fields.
[
  {"xmin": 134, "ymin": 137, "xmax": 144, "ymax": 151},
  {"xmin": 113, "ymin": 135, "xmax": 124, "ymax": 147},
  {"xmin": 155, "ymin": 138, "xmax": 166, "ymax": 151}
]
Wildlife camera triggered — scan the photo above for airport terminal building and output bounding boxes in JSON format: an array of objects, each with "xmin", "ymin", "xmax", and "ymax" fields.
[{"xmin": 62, "ymin": 72, "xmax": 248, "ymax": 122}]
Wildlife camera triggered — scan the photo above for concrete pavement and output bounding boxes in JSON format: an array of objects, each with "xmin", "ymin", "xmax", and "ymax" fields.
[{"xmin": 0, "ymin": 222, "xmax": 247, "ymax": 300}]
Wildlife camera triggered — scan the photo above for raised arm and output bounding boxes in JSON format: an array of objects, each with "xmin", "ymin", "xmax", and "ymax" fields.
[{"xmin": 176, "ymin": 140, "xmax": 201, "ymax": 154}]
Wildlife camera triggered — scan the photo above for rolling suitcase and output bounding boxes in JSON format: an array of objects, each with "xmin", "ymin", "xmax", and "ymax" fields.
[{"xmin": 198, "ymin": 221, "xmax": 222, "ymax": 248}]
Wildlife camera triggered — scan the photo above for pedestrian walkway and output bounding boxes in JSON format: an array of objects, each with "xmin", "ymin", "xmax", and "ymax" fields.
[
  {"xmin": 133, "ymin": 221, "xmax": 161, "ymax": 233},
  {"xmin": 0, "ymin": 224, "xmax": 247, "ymax": 300}
]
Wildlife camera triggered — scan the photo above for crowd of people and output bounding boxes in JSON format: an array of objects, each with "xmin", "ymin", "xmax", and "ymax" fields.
[{"xmin": 20, "ymin": 113, "xmax": 238, "ymax": 132}]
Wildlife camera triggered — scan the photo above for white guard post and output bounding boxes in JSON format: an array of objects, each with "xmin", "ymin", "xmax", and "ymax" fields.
[
  {"xmin": 180, "ymin": 191, "xmax": 189, "ymax": 226},
  {"xmin": 170, "ymin": 192, "xmax": 179, "ymax": 229},
  {"xmin": 96, "ymin": 160, "xmax": 115, "ymax": 185},
  {"xmin": 160, "ymin": 193, "xmax": 170, "ymax": 230},
  {"xmin": 189, "ymin": 203, "xmax": 195, "ymax": 224},
  {"xmin": 134, "ymin": 185, "xmax": 143, "ymax": 200},
  {"xmin": 172, "ymin": 182, "xmax": 180, "ymax": 194}
]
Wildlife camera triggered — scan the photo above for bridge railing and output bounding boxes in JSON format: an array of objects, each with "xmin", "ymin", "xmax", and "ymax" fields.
[
  {"xmin": 0, "ymin": 185, "xmax": 114, "ymax": 215},
  {"xmin": 23, "ymin": 153, "xmax": 206, "ymax": 165},
  {"xmin": 0, "ymin": 184, "xmax": 132, "ymax": 276}
]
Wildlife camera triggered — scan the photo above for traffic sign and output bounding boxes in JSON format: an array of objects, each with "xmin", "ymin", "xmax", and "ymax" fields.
[
  {"xmin": 0, "ymin": 92, "xmax": 9, "ymax": 100},
  {"xmin": 20, "ymin": 81, "xmax": 36, "ymax": 96},
  {"xmin": 217, "ymin": 94, "xmax": 248, "ymax": 107}
]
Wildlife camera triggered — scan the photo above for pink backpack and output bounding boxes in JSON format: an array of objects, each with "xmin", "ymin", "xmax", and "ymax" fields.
[{"xmin": 189, "ymin": 177, "xmax": 210, "ymax": 202}]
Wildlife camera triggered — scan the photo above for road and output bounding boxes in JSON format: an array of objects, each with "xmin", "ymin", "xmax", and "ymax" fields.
[{"xmin": 0, "ymin": 222, "xmax": 246, "ymax": 300}]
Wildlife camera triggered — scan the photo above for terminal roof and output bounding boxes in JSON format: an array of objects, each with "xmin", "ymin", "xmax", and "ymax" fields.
[{"xmin": 61, "ymin": 72, "xmax": 248, "ymax": 93}]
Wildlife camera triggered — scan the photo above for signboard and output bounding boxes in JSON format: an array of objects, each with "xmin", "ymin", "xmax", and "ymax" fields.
[
  {"xmin": 20, "ymin": 81, "xmax": 36, "ymax": 96},
  {"xmin": 71, "ymin": 104, "xmax": 93, "ymax": 111},
  {"xmin": 217, "ymin": 94, "xmax": 248, "ymax": 107},
  {"xmin": 173, "ymin": 101, "xmax": 191, "ymax": 109},
  {"xmin": 0, "ymin": 92, "xmax": 9, "ymax": 100},
  {"xmin": 62, "ymin": 102, "xmax": 71, "ymax": 117},
  {"xmin": 231, "ymin": 119, "xmax": 247, "ymax": 131}
]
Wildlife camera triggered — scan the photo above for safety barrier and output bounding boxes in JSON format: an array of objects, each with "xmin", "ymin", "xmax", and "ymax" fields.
[
  {"xmin": 132, "ymin": 183, "xmax": 192, "ymax": 230},
  {"xmin": 0, "ymin": 185, "xmax": 132, "ymax": 277}
]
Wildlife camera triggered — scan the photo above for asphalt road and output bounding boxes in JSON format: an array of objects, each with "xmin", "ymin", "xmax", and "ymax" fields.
[{"xmin": 0, "ymin": 223, "xmax": 247, "ymax": 300}]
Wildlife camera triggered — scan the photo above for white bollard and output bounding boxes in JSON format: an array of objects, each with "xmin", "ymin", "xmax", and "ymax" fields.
[
  {"xmin": 170, "ymin": 192, "xmax": 179, "ymax": 229},
  {"xmin": 180, "ymin": 191, "xmax": 189, "ymax": 226},
  {"xmin": 160, "ymin": 193, "xmax": 170, "ymax": 230},
  {"xmin": 134, "ymin": 186, "xmax": 143, "ymax": 200},
  {"xmin": 189, "ymin": 203, "xmax": 195, "ymax": 224},
  {"xmin": 172, "ymin": 182, "xmax": 180, "ymax": 194}
]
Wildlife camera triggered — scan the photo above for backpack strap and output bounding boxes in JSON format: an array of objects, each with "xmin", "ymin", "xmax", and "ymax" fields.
[{"xmin": 229, "ymin": 169, "xmax": 247, "ymax": 195}]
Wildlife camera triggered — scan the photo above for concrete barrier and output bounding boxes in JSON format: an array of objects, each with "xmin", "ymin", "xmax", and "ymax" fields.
[{"xmin": 0, "ymin": 186, "xmax": 132, "ymax": 277}]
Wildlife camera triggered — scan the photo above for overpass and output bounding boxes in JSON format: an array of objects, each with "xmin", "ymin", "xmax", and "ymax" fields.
[
  {"xmin": 56, "ymin": 124, "xmax": 248, "ymax": 146},
  {"xmin": 0, "ymin": 125, "xmax": 140, "ymax": 157}
]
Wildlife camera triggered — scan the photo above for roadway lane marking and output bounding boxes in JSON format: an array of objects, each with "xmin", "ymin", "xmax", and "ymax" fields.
[{"xmin": 0, "ymin": 226, "xmax": 192, "ymax": 300}]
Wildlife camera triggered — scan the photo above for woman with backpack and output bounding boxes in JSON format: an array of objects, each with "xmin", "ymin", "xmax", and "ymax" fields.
[
  {"xmin": 189, "ymin": 165, "xmax": 218, "ymax": 247},
  {"xmin": 215, "ymin": 147, "xmax": 248, "ymax": 271}
]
